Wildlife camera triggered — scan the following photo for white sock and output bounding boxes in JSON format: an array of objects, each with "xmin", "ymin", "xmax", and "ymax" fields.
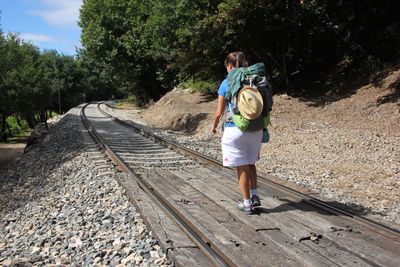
[
  {"xmin": 250, "ymin": 189, "xmax": 258, "ymax": 197},
  {"xmin": 243, "ymin": 198, "xmax": 252, "ymax": 207}
]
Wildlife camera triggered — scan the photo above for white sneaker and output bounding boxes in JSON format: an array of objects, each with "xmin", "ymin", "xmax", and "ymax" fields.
[{"xmin": 237, "ymin": 202, "xmax": 253, "ymax": 214}]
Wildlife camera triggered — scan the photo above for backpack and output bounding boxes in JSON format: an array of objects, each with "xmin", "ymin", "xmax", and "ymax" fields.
[{"xmin": 226, "ymin": 63, "xmax": 273, "ymax": 131}]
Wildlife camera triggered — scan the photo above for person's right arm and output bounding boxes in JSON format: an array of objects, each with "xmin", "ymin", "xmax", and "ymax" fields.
[{"xmin": 211, "ymin": 96, "xmax": 225, "ymax": 134}]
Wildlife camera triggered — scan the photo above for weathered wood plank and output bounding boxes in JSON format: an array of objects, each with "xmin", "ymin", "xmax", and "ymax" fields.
[
  {"xmin": 115, "ymin": 173, "xmax": 213, "ymax": 267},
  {"xmin": 150, "ymin": 170, "xmax": 345, "ymax": 266},
  {"xmin": 147, "ymin": 170, "xmax": 304, "ymax": 267},
  {"xmin": 180, "ymin": 167, "xmax": 325, "ymax": 238},
  {"xmin": 171, "ymin": 169, "xmax": 370, "ymax": 266},
  {"xmin": 177, "ymin": 167, "xmax": 399, "ymax": 266}
]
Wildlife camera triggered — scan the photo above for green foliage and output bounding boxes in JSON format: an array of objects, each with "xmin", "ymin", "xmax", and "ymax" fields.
[
  {"xmin": 0, "ymin": 29, "xmax": 89, "ymax": 140},
  {"xmin": 115, "ymin": 99, "xmax": 141, "ymax": 109},
  {"xmin": 6, "ymin": 115, "xmax": 29, "ymax": 137},
  {"xmin": 79, "ymin": 0, "xmax": 400, "ymax": 99},
  {"xmin": 126, "ymin": 95, "xmax": 138, "ymax": 105},
  {"xmin": 179, "ymin": 78, "xmax": 218, "ymax": 93}
]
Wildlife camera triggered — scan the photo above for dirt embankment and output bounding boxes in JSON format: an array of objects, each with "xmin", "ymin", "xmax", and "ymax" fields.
[
  {"xmin": 139, "ymin": 89, "xmax": 216, "ymax": 135},
  {"xmin": 0, "ymin": 144, "xmax": 25, "ymax": 169},
  {"xmin": 137, "ymin": 70, "xmax": 400, "ymax": 223}
]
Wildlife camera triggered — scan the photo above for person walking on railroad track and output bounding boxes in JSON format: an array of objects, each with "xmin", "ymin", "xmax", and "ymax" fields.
[{"xmin": 211, "ymin": 51, "xmax": 272, "ymax": 214}]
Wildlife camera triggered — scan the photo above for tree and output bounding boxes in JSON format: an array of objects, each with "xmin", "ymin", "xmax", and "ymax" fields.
[
  {"xmin": 0, "ymin": 31, "xmax": 87, "ymax": 140},
  {"xmin": 77, "ymin": 0, "xmax": 400, "ymax": 100},
  {"xmin": 0, "ymin": 34, "xmax": 36, "ymax": 139}
]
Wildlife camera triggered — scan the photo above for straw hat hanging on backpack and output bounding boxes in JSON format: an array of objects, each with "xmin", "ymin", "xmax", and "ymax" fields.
[{"xmin": 236, "ymin": 86, "xmax": 264, "ymax": 120}]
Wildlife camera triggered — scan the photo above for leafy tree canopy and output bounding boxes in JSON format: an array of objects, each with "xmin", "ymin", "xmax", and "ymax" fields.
[{"xmin": 79, "ymin": 0, "xmax": 400, "ymax": 98}]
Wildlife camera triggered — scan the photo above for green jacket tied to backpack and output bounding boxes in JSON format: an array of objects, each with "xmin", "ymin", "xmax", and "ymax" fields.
[{"xmin": 226, "ymin": 63, "xmax": 273, "ymax": 131}]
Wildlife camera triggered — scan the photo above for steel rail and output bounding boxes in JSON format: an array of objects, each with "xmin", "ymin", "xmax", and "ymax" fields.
[
  {"xmin": 81, "ymin": 103, "xmax": 234, "ymax": 267},
  {"xmin": 98, "ymin": 102, "xmax": 400, "ymax": 241}
]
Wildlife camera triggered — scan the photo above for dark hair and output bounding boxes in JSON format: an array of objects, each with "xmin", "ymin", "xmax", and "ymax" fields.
[{"xmin": 224, "ymin": 51, "xmax": 248, "ymax": 68}]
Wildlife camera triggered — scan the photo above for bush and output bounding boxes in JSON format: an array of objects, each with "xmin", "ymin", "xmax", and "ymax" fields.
[
  {"xmin": 6, "ymin": 116, "xmax": 29, "ymax": 137},
  {"xmin": 179, "ymin": 78, "xmax": 218, "ymax": 94}
]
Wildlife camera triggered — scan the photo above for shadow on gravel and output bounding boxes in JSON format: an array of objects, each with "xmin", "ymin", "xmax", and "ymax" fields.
[
  {"xmin": 291, "ymin": 69, "xmax": 400, "ymax": 108},
  {"xmin": 0, "ymin": 113, "xmax": 86, "ymax": 213},
  {"xmin": 377, "ymin": 76, "xmax": 400, "ymax": 105}
]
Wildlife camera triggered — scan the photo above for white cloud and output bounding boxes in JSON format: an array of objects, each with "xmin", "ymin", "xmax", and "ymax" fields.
[
  {"xmin": 31, "ymin": 0, "xmax": 83, "ymax": 27},
  {"xmin": 20, "ymin": 32, "xmax": 55, "ymax": 43}
]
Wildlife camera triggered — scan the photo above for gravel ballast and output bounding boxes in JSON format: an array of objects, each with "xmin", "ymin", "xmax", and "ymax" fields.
[{"xmin": 0, "ymin": 106, "xmax": 170, "ymax": 266}]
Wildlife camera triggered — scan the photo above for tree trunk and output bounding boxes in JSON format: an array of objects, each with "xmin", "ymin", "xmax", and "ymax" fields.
[
  {"xmin": 27, "ymin": 116, "xmax": 35, "ymax": 129},
  {"xmin": 41, "ymin": 111, "xmax": 48, "ymax": 129},
  {"xmin": 0, "ymin": 115, "xmax": 7, "ymax": 142}
]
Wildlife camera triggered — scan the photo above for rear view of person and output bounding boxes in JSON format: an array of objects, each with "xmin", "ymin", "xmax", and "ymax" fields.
[{"xmin": 211, "ymin": 51, "xmax": 266, "ymax": 214}]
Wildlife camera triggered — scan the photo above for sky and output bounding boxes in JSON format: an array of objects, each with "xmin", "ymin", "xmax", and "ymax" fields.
[{"xmin": 0, "ymin": 0, "xmax": 83, "ymax": 55}]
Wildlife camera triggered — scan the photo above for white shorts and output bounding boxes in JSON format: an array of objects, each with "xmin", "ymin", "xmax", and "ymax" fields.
[{"xmin": 221, "ymin": 126, "xmax": 263, "ymax": 167}]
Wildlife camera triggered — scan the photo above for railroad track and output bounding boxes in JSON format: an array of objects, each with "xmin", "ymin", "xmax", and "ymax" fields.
[{"xmin": 81, "ymin": 102, "xmax": 400, "ymax": 267}]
